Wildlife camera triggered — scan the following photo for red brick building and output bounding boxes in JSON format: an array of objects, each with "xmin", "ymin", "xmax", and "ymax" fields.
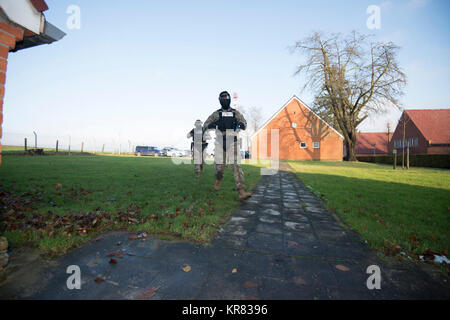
[
  {"xmin": 0, "ymin": 0, "xmax": 64, "ymax": 163},
  {"xmin": 251, "ymin": 96, "xmax": 343, "ymax": 160},
  {"xmin": 389, "ymin": 109, "xmax": 450, "ymax": 155},
  {"xmin": 356, "ymin": 132, "xmax": 393, "ymax": 156}
]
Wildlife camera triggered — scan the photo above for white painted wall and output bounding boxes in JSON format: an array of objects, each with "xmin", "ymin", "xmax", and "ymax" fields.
[{"xmin": 0, "ymin": 0, "xmax": 43, "ymax": 34}]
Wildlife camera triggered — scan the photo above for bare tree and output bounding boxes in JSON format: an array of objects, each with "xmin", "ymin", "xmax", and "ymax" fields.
[
  {"xmin": 292, "ymin": 31, "xmax": 406, "ymax": 161},
  {"xmin": 248, "ymin": 106, "xmax": 263, "ymax": 134},
  {"xmin": 237, "ymin": 105, "xmax": 263, "ymax": 152}
]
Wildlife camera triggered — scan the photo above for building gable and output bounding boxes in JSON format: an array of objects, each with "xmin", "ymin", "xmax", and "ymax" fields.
[{"xmin": 251, "ymin": 95, "xmax": 344, "ymax": 140}]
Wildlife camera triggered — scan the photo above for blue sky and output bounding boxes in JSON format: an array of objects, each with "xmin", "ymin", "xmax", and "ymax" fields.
[{"xmin": 3, "ymin": 0, "xmax": 449, "ymax": 151}]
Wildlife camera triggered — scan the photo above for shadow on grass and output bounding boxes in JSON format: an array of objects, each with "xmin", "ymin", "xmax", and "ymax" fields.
[{"xmin": 294, "ymin": 171, "xmax": 450, "ymax": 255}]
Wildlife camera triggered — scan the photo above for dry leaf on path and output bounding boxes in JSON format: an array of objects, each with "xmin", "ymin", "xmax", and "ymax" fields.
[
  {"xmin": 106, "ymin": 251, "xmax": 124, "ymax": 258},
  {"xmin": 182, "ymin": 264, "xmax": 191, "ymax": 272},
  {"xmin": 232, "ymin": 268, "xmax": 237, "ymax": 274},
  {"xmin": 137, "ymin": 286, "xmax": 160, "ymax": 299},
  {"xmin": 293, "ymin": 276, "xmax": 307, "ymax": 285},
  {"xmin": 335, "ymin": 265, "xmax": 350, "ymax": 271},
  {"xmin": 243, "ymin": 281, "xmax": 257, "ymax": 289}
]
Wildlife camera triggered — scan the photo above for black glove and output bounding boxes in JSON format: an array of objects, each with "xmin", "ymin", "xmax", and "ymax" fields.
[
  {"xmin": 237, "ymin": 122, "xmax": 246, "ymax": 130},
  {"xmin": 206, "ymin": 122, "xmax": 217, "ymax": 130}
]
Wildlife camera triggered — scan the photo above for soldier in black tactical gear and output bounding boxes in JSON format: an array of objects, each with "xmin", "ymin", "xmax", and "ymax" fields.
[
  {"xmin": 187, "ymin": 119, "xmax": 209, "ymax": 178},
  {"xmin": 203, "ymin": 91, "xmax": 252, "ymax": 200}
]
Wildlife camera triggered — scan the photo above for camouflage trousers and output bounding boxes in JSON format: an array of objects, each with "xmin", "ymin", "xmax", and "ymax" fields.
[
  {"xmin": 193, "ymin": 144, "xmax": 207, "ymax": 175},
  {"xmin": 214, "ymin": 140, "xmax": 245, "ymax": 190}
]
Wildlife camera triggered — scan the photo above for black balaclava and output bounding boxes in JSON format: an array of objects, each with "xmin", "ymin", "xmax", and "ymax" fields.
[{"xmin": 219, "ymin": 91, "xmax": 231, "ymax": 110}]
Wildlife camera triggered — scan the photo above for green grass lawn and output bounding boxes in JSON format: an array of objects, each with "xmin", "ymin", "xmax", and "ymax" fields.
[
  {"xmin": 288, "ymin": 161, "xmax": 450, "ymax": 258},
  {"xmin": 0, "ymin": 154, "xmax": 264, "ymax": 256}
]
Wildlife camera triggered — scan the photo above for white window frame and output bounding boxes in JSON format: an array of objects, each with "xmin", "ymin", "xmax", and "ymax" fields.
[
  {"xmin": 300, "ymin": 142, "xmax": 307, "ymax": 149},
  {"xmin": 313, "ymin": 142, "xmax": 320, "ymax": 149}
]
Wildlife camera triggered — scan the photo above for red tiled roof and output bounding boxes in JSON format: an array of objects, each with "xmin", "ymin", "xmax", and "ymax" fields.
[
  {"xmin": 356, "ymin": 132, "xmax": 392, "ymax": 154},
  {"xmin": 30, "ymin": 0, "xmax": 49, "ymax": 12},
  {"xmin": 405, "ymin": 109, "xmax": 450, "ymax": 145}
]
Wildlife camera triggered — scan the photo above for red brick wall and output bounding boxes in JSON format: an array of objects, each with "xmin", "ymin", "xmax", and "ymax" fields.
[
  {"xmin": 251, "ymin": 98, "xmax": 343, "ymax": 160},
  {"xmin": 389, "ymin": 112, "xmax": 450, "ymax": 155},
  {"xmin": 427, "ymin": 145, "xmax": 450, "ymax": 154},
  {"xmin": 0, "ymin": 22, "xmax": 25, "ymax": 164}
]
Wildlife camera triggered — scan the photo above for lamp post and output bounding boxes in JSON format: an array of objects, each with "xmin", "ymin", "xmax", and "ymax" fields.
[{"xmin": 68, "ymin": 134, "xmax": 71, "ymax": 156}]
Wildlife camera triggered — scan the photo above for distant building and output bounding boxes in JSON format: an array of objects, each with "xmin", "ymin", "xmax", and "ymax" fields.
[
  {"xmin": 389, "ymin": 109, "xmax": 450, "ymax": 155},
  {"xmin": 251, "ymin": 96, "xmax": 343, "ymax": 161},
  {"xmin": 356, "ymin": 132, "xmax": 392, "ymax": 156},
  {"xmin": 0, "ymin": 0, "xmax": 65, "ymax": 163}
]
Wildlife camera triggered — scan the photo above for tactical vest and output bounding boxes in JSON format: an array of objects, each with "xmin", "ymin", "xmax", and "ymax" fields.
[
  {"xmin": 217, "ymin": 109, "xmax": 238, "ymax": 151},
  {"xmin": 217, "ymin": 109, "xmax": 238, "ymax": 132}
]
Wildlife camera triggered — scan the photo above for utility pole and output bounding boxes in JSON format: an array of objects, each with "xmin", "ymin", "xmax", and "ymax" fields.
[
  {"xmin": 33, "ymin": 131, "xmax": 37, "ymax": 149},
  {"xmin": 393, "ymin": 149, "xmax": 397, "ymax": 170},
  {"xmin": 399, "ymin": 112, "xmax": 410, "ymax": 169},
  {"xmin": 407, "ymin": 141, "xmax": 410, "ymax": 170},
  {"xmin": 68, "ymin": 135, "xmax": 71, "ymax": 156}
]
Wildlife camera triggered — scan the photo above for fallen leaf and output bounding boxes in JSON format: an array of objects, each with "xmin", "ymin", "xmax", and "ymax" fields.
[
  {"xmin": 92, "ymin": 236, "xmax": 103, "ymax": 242},
  {"xmin": 335, "ymin": 265, "xmax": 350, "ymax": 272},
  {"xmin": 94, "ymin": 276, "xmax": 105, "ymax": 283},
  {"xmin": 87, "ymin": 257, "xmax": 100, "ymax": 267},
  {"xmin": 56, "ymin": 183, "xmax": 62, "ymax": 190},
  {"xmin": 287, "ymin": 241, "xmax": 299, "ymax": 247},
  {"xmin": 232, "ymin": 268, "xmax": 237, "ymax": 274},
  {"xmin": 243, "ymin": 281, "xmax": 257, "ymax": 289},
  {"xmin": 129, "ymin": 235, "xmax": 138, "ymax": 240},
  {"xmin": 137, "ymin": 286, "xmax": 160, "ymax": 299},
  {"xmin": 109, "ymin": 258, "xmax": 118, "ymax": 264},
  {"xmin": 293, "ymin": 276, "xmax": 307, "ymax": 285},
  {"xmin": 106, "ymin": 251, "xmax": 124, "ymax": 258},
  {"xmin": 182, "ymin": 264, "xmax": 191, "ymax": 272}
]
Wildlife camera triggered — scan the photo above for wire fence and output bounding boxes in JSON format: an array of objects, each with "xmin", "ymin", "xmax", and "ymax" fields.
[
  {"xmin": 2, "ymin": 131, "xmax": 139, "ymax": 154},
  {"xmin": 2, "ymin": 130, "xmax": 252, "ymax": 157}
]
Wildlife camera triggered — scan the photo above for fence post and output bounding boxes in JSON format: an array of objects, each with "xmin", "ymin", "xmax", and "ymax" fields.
[
  {"xmin": 102, "ymin": 144, "xmax": 105, "ymax": 153},
  {"xmin": 56, "ymin": 140, "xmax": 59, "ymax": 153},
  {"xmin": 24, "ymin": 138, "xmax": 27, "ymax": 151},
  {"xmin": 393, "ymin": 149, "xmax": 397, "ymax": 170},
  {"xmin": 81, "ymin": 142, "xmax": 84, "ymax": 153},
  {"xmin": 407, "ymin": 142, "xmax": 410, "ymax": 170}
]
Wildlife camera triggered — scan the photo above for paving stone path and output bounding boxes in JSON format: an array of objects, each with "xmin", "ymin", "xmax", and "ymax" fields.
[{"xmin": 1, "ymin": 165, "xmax": 449, "ymax": 299}]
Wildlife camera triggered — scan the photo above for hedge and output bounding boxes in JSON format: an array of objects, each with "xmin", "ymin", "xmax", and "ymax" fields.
[{"xmin": 356, "ymin": 154, "xmax": 450, "ymax": 169}]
